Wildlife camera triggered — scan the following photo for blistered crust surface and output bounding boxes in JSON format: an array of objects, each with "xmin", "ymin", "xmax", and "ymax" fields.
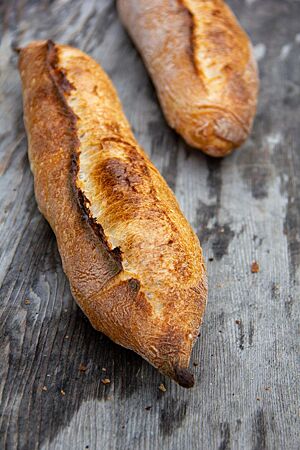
[
  {"xmin": 117, "ymin": 0, "xmax": 259, "ymax": 156},
  {"xmin": 19, "ymin": 41, "xmax": 207, "ymax": 386}
]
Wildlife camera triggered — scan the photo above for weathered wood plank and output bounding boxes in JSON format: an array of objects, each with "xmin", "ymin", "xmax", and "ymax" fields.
[{"xmin": 0, "ymin": 0, "xmax": 299, "ymax": 449}]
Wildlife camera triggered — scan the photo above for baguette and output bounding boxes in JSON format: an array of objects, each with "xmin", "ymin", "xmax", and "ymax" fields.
[
  {"xmin": 19, "ymin": 41, "xmax": 207, "ymax": 387},
  {"xmin": 117, "ymin": 0, "xmax": 259, "ymax": 157}
]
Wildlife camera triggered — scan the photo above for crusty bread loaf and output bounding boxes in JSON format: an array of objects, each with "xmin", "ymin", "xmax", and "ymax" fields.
[
  {"xmin": 117, "ymin": 0, "xmax": 259, "ymax": 157},
  {"xmin": 19, "ymin": 41, "xmax": 207, "ymax": 387}
]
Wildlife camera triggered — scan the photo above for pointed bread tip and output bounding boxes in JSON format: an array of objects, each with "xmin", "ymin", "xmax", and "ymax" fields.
[{"xmin": 174, "ymin": 366, "xmax": 195, "ymax": 388}]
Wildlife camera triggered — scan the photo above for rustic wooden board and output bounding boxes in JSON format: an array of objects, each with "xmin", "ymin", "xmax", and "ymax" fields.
[{"xmin": 0, "ymin": 1, "xmax": 299, "ymax": 449}]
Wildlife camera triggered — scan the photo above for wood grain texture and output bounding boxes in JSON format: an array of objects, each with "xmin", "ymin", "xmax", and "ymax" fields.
[{"xmin": 0, "ymin": 0, "xmax": 299, "ymax": 449}]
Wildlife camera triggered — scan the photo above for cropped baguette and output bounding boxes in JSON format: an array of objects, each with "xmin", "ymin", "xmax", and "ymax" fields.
[
  {"xmin": 117, "ymin": 0, "xmax": 259, "ymax": 157},
  {"xmin": 19, "ymin": 41, "xmax": 207, "ymax": 387}
]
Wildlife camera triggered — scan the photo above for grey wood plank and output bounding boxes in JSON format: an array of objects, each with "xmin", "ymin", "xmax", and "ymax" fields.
[{"xmin": 0, "ymin": 0, "xmax": 299, "ymax": 449}]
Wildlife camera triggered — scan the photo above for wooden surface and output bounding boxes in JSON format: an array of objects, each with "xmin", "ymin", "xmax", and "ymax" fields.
[{"xmin": 0, "ymin": 1, "xmax": 299, "ymax": 449}]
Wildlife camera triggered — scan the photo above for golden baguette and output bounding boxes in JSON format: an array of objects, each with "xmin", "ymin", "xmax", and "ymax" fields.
[
  {"xmin": 19, "ymin": 41, "xmax": 207, "ymax": 387},
  {"xmin": 117, "ymin": 0, "xmax": 259, "ymax": 157}
]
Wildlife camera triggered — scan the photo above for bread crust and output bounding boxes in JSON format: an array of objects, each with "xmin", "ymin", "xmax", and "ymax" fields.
[
  {"xmin": 117, "ymin": 0, "xmax": 259, "ymax": 157},
  {"xmin": 19, "ymin": 41, "xmax": 207, "ymax": 387}
]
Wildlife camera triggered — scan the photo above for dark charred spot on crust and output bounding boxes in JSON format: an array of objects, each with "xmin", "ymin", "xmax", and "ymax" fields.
[
  {"xmin": 223, "ymin": 63, "xmax": 233, "ymax": 73},
  {"xmin": 89, "ymin": 138, "xmax": 154, "ymax": 201},
  {"xmin": 111, "ymin": 246, "xmax": 122, "ymax": 260},
  {"xmin": 174, "ymin": 366, "xmax": 194, "ymax": 388},
  {"xmin": 99, "ymin": 157, "xmax": 144, "ymax": 192},
  {"xmin": 128, "ymin": 278, "xmax": 140, "ymax": 292},
  {"xmin": 101, "ymin": 137, "xmax": 152, "ymax": 176},
  {"xmin": 212, "ymin": 8, "xmax": 222, "ymax": 17},
  {"xmin": 45, "ymin": 40, "xmax": 123, "ymax": 270}
]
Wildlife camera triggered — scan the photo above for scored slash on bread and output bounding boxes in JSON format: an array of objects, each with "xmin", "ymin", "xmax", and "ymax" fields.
[
  {"xmin": 117, "ymin": 0, "xmax": 259, "ymax": 157},
  {"xmin": 19, "ymin": 40, "xmax": 207, "ymax": 387}
]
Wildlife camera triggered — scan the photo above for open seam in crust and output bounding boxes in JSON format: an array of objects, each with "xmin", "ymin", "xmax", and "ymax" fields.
[
  {"xmin": 178, "ymin": 0, "xmax": 252, "ymax": 138},
  {"xmin": 45, "ymin": 39, "xmax": 123, "ymax": 271},
  {"xmin": 178, "ymin": 0, "xmax": 208, "ymax": 93}
]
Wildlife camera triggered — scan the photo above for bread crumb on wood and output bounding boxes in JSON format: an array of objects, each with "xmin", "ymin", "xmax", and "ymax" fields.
[
  {"xmin": 60, "ymin": 389, "xmax": 66, "ymax": 396},
  {"xmin": 256, "ymin": 397, "xmax": 261, "ymax": 401},
  {"xmin": 42, "ymin": 386, "xmax": 47, "ymax": 391},
  {"xmin": 79, "ymin": 363, "xmax": 87, "ymax": 372},
  {"xmin": 251, "ymin": 261, "xmax": 260, "ymax": 273},
  {"xmin": 235, "ymin": 319, "xmax": 241, "ymax": 325},
  {"xmin": 159, "ymin": 383, "xmax": 167, "ymax": 392},
  {"xmin": 101, "ymin": 378, "xmax": 111, "ymax": 385},
  {"xmin": 24, "ymin": 299, "xmax": 30, "ymax": 305},
  {"xmin": 193, "ymin": 361, "xmax": 198, "ymax": 367},
  {"xmin": 102, "ymin": 367, "xmax": 106, "ymax": 372}
]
